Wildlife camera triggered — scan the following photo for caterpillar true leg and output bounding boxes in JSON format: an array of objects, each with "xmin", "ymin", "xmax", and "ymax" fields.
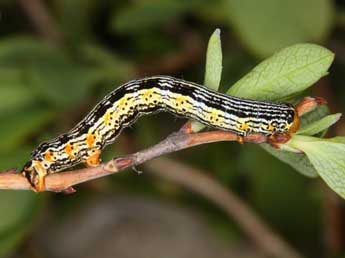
[{"xmin": 85, "ymin": 149, "xmax": 102, "ymax": 167}]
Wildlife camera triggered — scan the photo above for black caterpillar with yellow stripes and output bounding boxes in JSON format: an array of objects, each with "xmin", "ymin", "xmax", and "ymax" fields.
[{"xmin": 22, "ymin": 76, "xmax": 299, "ymax": 191}]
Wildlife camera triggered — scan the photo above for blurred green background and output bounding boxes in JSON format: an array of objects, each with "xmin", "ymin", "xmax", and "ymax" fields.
[{"xmin": 0, "ymin": 0, "xmax": 344, "ymax": 258}]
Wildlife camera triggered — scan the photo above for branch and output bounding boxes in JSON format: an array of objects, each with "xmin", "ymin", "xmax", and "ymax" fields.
[{"xmin": 0, "ymin": 130, "xmax": 267, "ymax": 192}]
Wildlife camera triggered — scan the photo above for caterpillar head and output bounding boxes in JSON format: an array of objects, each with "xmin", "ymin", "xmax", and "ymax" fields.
[
  {"xmin": 287, "ymin": 108, "xmax": 300, "ymax": 134},
  {"xmin": 21, "ymin": 144, "xmax": 52, "ymax": 192},
  {"xmin": 21, "ymin": 159, "xmax": 48, "ymax": 192}
]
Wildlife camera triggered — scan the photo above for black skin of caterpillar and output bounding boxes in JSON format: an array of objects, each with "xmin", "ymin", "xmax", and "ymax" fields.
[{"xmin": 21, "ymin": 76, "xmax": 299, "ymax": 192}]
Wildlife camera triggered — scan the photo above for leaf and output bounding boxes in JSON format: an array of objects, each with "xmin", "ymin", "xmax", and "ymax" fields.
[
  {"xmin": 327, "ymin": 137, "xmax": 345, "ymax": 144},
  {"xmin": 297, "ymin": 113, "xmax": 341, "ymax": 135},
  {"xmin": 204, "ymin": 28, "xmax": 222, "ymax": 91},
  {"xmin": 225, "ymin": 44, "xmax": 334, "ymax": 178},
  {"xmin": 227, "ymin": 44, "xmax": 334, "ymax": 101},
  {"xmin": 225, "ymin": 0, "xmax": 334, "ymax": 58},
  {"xmin": 298, "ymin": 104, "xmax": 329, "ymax": 129},
  {"xmin": 261, "ymin": 144, "xmax": 318, "ymax": 177},
  {"xmin": 259, "ymin": 108, "xmax": 337, "ymax": 178},
  {"xmin": 192, "ymin": 29, "xmax": 223, "ymax": 132},
  {"xmin": 288, "ymin": 136, "xmax": 345, "ymax": 199}
]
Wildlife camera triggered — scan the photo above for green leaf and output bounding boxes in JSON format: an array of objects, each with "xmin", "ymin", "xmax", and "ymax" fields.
[
  {"xmin": 288, "ymin": 135, "xmax": 345, "ymax": 199},
  {"xmin": 299, "ymin": 104, "xmax": 329, "ymax": 129},
  {"xmin": 260, "ymin": 107, "xmax": 335, "ymax": 178},
  {"xmin": 225, "ymin": 44, "xmax": 334, "ymax": 178},
  {"xmin": 261, "ymin": 144, "xmax": 318, "ymax": 177},
  {"xmin": 204, "ymin": 28, "xmax": 222, "ymax": 91},
  {"xmin": 297, "ymin": 113, "xmax": 341, "ymax": 135},
  {"xmin": 0, "ymin": 107, "xmax": 54, "ymax": 152},
  {"xmin": 227, "ymin": 44, "xmax": 334, "ymax": 101},
  {"xmin": 327, "ymin": 137, "xmax": 345, "ymax": 144},
  {"xmin": 225, "ymin": 0, "xmax": 334, "ymax": 58},
  {"xmin": 192, "ymin": 29, "xmax": 223, "ymax": 132}
]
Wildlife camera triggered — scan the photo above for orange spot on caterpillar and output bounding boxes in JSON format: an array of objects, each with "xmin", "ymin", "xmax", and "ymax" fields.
[
  {"xmin": 44, "ymin": 150, "xmax": 53, "ymax": 162},
  {"xmin": 64, "ymin": 143, "xmax": 74, "ymax": 157},
  {"xmin": 86, "ymin": 133, "xmax": 96, "ymax": 147}
]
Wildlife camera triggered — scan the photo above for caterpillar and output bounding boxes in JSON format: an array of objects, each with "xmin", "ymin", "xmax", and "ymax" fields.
[{"xmin": 22, "ymin": 76, "xmax": 299, "ymax": 191}]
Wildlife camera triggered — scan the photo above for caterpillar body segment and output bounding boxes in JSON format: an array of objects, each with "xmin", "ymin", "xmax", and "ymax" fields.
[{"xmin": 21, "ymin": 76, "xmax": 299, "ymax": 191}]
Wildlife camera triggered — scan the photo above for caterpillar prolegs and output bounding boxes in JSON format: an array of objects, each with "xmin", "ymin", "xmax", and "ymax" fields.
[{"xmin": 22, "ymin": 76, "xmax": 299, "ymax": 191}]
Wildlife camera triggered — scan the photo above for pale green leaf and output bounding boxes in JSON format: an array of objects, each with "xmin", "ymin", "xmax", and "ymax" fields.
[
  {"xmin": 261, "ymin": 144, "xmax": 318, "ymax": 177},
  {"xmin": 204, "ymin": 28, "xmax": 222, "ymax": 91},
  {"xmin": 297, "ymin": 113, "xmax": 341, "ymax": 135},
  {"xmin": 288, "ymin": 135, "xmax": 345, "ymax": 199},
  {"xmin": 190, "ymin": 121, "xmax": 206, "ymax": 132},
  {"xmin": 261, "ymin": 105, "xmax": 331, "ymax": 177},
  {"xmin": 299, "ymin": 104, "xmax": 329, "ymax": 128},
  {"xmin": 225, "ymin": 0, "xmax": 334, "ymax": 58},
  {"xmin": 327, "ymin": 137, "xmax": 345, "ymax": 144},
  {"xmin": 227, "ymin": 44, "xmax": 334, "ymax": 101},
  {"xmin": 226, "ymin": 44, "xmax": 334, "ymax": 177}
]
